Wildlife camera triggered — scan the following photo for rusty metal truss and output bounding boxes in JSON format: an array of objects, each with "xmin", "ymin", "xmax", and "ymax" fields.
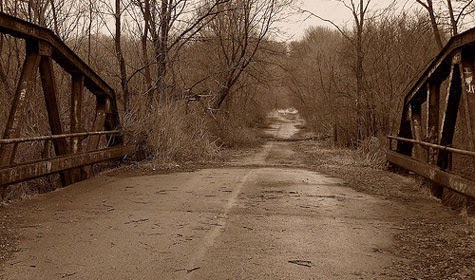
[
  {"xmin": 388, "ymin": 27, "xmax": 475, "ymax": 199},
  {"xmin": 0, "ymin": 13, "xmax": 133, "ymax": 189}
]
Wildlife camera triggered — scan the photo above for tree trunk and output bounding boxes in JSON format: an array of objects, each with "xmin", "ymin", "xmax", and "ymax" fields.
[
  {"xmin": 355, "ymin": 0, "xmax": 366, "ymax": 141},
  {"xmin": 141, "ymin": 1, "xmax": 153, "ymax": 100},
  {"xmin": 87, "ymin": 0, "xmax": 93, "ymax": 64},
  {"xmin": 114, "ymin": 0, "xmax": 129, "ymax": 112},
  {"xmin": 426, "ymin": 0, "xmax": 444, "ymax": 49},
  {"xmin": 157, "ymin": 0, "xmax": 170, "ymax": 105},
  {"xmin": 447, "ymin": 0, "xmax": 458, "ymax": 35}
]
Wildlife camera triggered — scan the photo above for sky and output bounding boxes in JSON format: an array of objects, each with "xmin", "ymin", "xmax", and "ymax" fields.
[{"xmin": 278, "ymin": 0, "xmax": 409, "ymax": 40}]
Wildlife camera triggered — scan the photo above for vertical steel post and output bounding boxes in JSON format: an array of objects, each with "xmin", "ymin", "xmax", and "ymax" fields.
[
  {"xmin": 83, "ymin": 95, "xmax": 108, "ymax": 178},
  {"xmin": 39, "ymin": 42, "xmax": 72, "ymax": 185},
  {"xmin": 411, "ymin": 102, "xmax": 426, "ymax": 161},
  {"xmin": 438, "ymin": 54, "xmax": 463, "ymax": 170},
  {"xmin": 104, "ymin": 91, "xmax": 123, "ymax": 147},
  {"xmin": 426, "ymin": 82, "xmax": 440, "ymax": 164},
  {"xmin": 397, "ymin": 103, "xmax": 414, "ymax": 156},
  {"xmin": 0, "ymin": 40, "xmax": 41, "ymax": 166},
  {"xmin": 71, "ymin": 73, "xmax": 84, "ymax": 182},
  {"xmin": 461, "ymin": 49, "xmax": 475, "ymax": 169}
]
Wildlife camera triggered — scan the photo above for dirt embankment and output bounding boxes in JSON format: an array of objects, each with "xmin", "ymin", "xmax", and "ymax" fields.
[{"xmin": 293, "ymin": 139, "xmax": 475, "ymax": 279}]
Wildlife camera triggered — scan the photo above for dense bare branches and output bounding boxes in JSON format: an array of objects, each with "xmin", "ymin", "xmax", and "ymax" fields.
[
  {"xmin": 3, "ymin": 0, "xmax": 473, "ymax": 156},
  {"xmin": 286, "ymin": 8, "xmax": 441, "ymax": 146},
  {"xmin": 0, "ymin": 0, "xmax": 292, "ymax": 162},
  {"xmin": 203, "ymin": 0, "xmax": 290, "ymax": 111},
  {"xmin": 416, "ymin": 0, "xmax": 475, "ymax": 48}
]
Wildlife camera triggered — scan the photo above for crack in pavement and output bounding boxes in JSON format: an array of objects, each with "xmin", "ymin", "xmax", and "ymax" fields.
[{"xmin": 185, "ymin": 169, "xmax": 257, "ymax": 279}]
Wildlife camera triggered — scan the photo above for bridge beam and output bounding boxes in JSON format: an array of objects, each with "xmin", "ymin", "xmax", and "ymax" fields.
[
  {"xmin": 410, "ymin": 102, "xmax": 426, "ymax": 161},
  {"xmin": 438, "ymin": 56, "xmax": 463, "ymax": 170},
  {"xmin": 461, "ymin": 49, "xmax": 475, "ymax": 170},
  {"xmin": 71, "ymin": 74, "xmax": 85, "ymax": 182},
  {"xmin": 389, "ymin": 28, "xmax": 475, "ymax": 201},
  {"xmin": 426, "ymin": 82, "xmax": 440, "ymax": 165},
  {"xmin": 39, "ymin": 43, "xmax": 75, "ymax": 186},
  {"xmin": 0, "ymin": 41, "xmax": 41, "ymax": 166},
  {"xmin": 0, "ymin": 14, "xmax": 130, "ymax": 191}
]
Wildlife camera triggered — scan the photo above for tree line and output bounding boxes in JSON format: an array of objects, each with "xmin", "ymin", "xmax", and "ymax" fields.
[
  {"xmin": 1, "ymin": 0, "xmax": 475, "ymax": 164},
  {"xmin": 286, "ymin": 0, "xmax": 475, "ymax": 147},
  {"xmin": 0, "ymin": 0, "xmax": 291, "ymax": 162}
]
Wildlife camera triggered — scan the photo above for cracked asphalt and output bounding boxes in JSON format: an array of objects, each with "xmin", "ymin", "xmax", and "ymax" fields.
[{"xmin": 0, "ymin": 113, "xmax": 402, "ymax": 279}]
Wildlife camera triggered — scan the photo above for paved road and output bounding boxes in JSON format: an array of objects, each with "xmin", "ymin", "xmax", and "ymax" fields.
[{"xmin": 1, "ymin": 114, "xmax": 399, "ymax": 279}]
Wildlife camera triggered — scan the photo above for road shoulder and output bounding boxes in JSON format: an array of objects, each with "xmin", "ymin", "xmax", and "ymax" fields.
[{"xmin": 293, "ymin": 139, "xmax": 475, "ymax": 279}]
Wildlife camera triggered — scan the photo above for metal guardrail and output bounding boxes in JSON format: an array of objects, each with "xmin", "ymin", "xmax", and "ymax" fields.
[
  {"xmin": 0, "ymin": 145, "xmax": 135, "ymax": 187},
  {"xmin": 0, "ymin": 131, "xmax": 121, "ymax": 144},
  {"xmin": 387, "ymin": 135, "xmax": 475, "ymax": 199},
  {"xmin": 0, "ymin": 14, "xmax": 131, "ymax": 189},
  {"xmin": 387, "ymin": 136, "xmax": 475, "ymax": 158},
  {"xmin": 387, "ymin": 150, "xmax": 475, "ymax": 198},
  {"xmin": 389, "ymin": 25, "xmax": 475, "ymax": 200}
]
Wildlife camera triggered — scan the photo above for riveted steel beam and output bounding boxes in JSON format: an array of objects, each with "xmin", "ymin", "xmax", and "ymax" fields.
[{"xmin": 0, "ymin": 146, "xmax": 134, "ymax": 187}]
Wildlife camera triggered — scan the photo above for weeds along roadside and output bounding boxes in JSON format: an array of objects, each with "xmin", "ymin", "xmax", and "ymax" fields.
[
  {"xmin": 0, "ymin": 99, "xmax": 270, "ymax": 203},
  {"xmin": 127, "ymin": 95, "xmax": 270, "ymax": 160}
]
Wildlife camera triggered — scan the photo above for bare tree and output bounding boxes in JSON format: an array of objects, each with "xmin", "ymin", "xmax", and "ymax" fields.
[
  {"xmin": 416, "ymin": 0, "xmax": 475, "ymax": 48},
  {"xmin": 131, "ymin": 0, "xmax": 230, "ymax": 106},
  {"xmin": 303, "ymin": 0, "xmax": 384, "ymax": 140},
  {"xmin": 114, "ymin": 0, "xmax": 130, "ymax": 111},
  {"xmin": 445, "ymin": 0, "xmax": 475, "ymax": 35},
  {"xmin": 416, "ymin": 0, "xmax": 444, "ymax": 48},
  {"xmin": 187, "ymin": 0, "xmax": 292, "ymax": 112}
]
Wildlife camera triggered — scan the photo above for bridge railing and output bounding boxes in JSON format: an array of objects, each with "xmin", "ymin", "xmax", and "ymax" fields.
[
  {"xmin": 0, "ymin": 13, "xmax": 133, "ymax": 190},
  {"xmin": 387, "ymin": 136, "xmax": 475, "ymax": 198},
  {"xmin": 388, "ymin": 26, "xmax": 475, "ymax": 199}
]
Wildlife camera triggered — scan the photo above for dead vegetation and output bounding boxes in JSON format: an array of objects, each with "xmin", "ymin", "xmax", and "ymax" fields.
[
  {"xmin": 0, "ymin": 0, "xmax": 293, "ymax": 202},
  {"xmin": 131, "ymin": 103, "xmax": 220, "ymax": 163}
]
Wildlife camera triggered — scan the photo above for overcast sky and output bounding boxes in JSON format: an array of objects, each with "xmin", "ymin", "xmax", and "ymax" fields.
[{"xmin": 278, "ymin": 0, "xmax": 411, "ymax": 40}]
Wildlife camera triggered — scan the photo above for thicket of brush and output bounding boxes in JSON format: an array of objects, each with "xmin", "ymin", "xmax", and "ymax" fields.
[
  {"xmin": 0, "ymin": 0, "xmax": 293, "ymax": 201},
  {"xmin": 283, "ymin": 5, "xmax": 475, "ymax": 210},
  {"xmin": 2, "ymin": 1, "xmax": 475, "ymax": 210},
  {"xmin": 285, "ymin": 14, "xmax": 439, "ymax": 150}
]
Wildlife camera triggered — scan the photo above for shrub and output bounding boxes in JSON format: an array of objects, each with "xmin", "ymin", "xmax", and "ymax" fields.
[
  {"xmin": 130, "ymin": 102, "xmax": 220, "ymax": 163},
  {"xmin": 208, "ymin": 110, "xmax": 265, "ymax": 148}
]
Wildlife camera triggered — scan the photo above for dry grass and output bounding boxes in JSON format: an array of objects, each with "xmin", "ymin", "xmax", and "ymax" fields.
[
  {"xmin": 442, "ymin": 188, "xmax": 475, "ymax": 214},
  {"xmin": 0, "ymin": 177, "xmax": 59, "ymax": 204},
  {"xmin": 130, "ymin": 102, "xmax": 220, "ymax": 163},
  {"xmin": 294, "ymin": 139, "xmax": 420, "ymax": 200},
  {"xmin": 353, "ymin": 136, "xmax": 387, "ymax": 169},
  {"xmin": 211, "ymin": 120, "xmax": 263, "ymax": 148},
  {"xmin": 1, "ymin": 100, "xmax": 269, "ymax": 203}
]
